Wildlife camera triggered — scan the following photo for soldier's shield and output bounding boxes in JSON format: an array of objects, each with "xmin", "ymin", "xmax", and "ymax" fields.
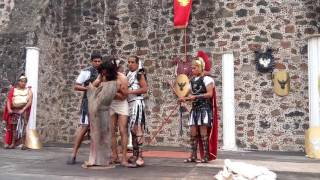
[
  {"xmin": 174, "ymin": 74, "xmax": 190, "ymax": 98},
  {"xmin": 272, "ymin": 70, "xmax": 290, "ymax": 96}
]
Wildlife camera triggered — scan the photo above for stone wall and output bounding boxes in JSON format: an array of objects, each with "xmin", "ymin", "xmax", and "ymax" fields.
[
  {"xmin": 0, "ymin": 0, "xmax": 14, "ymax": 31},
  {"xmin": 220, "ymin": 0, "xmax": 319, "ymax": 151},
  {"xmin": 0, "ymin": 33, "xmax": 27, "ymax": 116},
  {"xmin": 1, "ymin": 0, "xmax": 320, "ymax": 151}
]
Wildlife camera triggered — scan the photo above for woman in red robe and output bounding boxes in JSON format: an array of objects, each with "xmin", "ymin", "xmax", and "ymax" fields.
[{"xmin": 2, "ymin": 74, "xmax": 32, "ymax": 149}]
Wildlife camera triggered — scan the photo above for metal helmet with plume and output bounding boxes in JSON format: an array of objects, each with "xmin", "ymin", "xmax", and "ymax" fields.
[{"xmin": 197, "ymin": 51, "xmax": 211, "ymax": 71}]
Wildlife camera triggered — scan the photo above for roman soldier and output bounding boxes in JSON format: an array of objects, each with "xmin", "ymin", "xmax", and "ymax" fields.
[
  {"xmin": 180, "ymin": 51, "xmax": 218, "ymax": 163},
  {"xmin": 127, "ymin": 56, "xmax": 148, "ymax": 167}
]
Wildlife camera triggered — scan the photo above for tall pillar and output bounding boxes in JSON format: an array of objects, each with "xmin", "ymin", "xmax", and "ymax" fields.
[
  {"xmin": 305, "ymin": 35, "xmax": 320, "ymax": 159},
  {"xmin": 308, "ymin": 35, "xmax": 320, "ymax": 127},
  {"xmin": 222, "ymin": 52, "xmax": 237, "ymax": 150},
  {"xmin": 25, "ymin": 47, "xmax": 40, "ymax": 130}
]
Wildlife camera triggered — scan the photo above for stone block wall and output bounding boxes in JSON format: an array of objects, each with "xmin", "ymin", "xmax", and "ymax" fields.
[
  {"xmin": 0, "ymin": 33, "xmax": 27, "ymax": 116},
  {"xmin": 1, "ymin": 0, "xmax": 320, "ymax": 151},
  {"xmin": 0, "ymin": 0, "xmax": 14, "ymax": 31}
]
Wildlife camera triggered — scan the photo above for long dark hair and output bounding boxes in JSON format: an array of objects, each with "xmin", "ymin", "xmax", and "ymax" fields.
[{"xmin": 99, "ymin": 56, "xmax": 118, "ymax": 81}]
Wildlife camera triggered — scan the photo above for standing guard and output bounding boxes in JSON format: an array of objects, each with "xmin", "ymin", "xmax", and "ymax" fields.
[
  {"xmin": 179, "ymin": 55, "xmax": 218, "ymax": 163},
  {"xmin": 127, "ymin": 56, "xmax": 148, "ymax": 167}
]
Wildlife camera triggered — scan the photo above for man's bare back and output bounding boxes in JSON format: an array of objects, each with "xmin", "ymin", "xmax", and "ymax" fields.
[{"xmin": 114, "ymin": 72, "xmax": 128, "ymax": 101}]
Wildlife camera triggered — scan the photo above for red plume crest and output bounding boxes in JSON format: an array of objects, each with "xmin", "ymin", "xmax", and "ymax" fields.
[{"xmin": 197, "ymin": 51, "xmax": 211, "ymax": 71}]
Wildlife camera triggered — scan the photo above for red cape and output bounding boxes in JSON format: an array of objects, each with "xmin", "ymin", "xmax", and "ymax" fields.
[
  {"xmin": 2, "ymin": 86, "xmax": 15, "ymax": 144},
  {"xmin": 2, "ymin": 86, "xmax": 31, "ymax": 145},
  {"xmin": 198, "ymin": 87, "xmax": 219, "ymax": 160}
]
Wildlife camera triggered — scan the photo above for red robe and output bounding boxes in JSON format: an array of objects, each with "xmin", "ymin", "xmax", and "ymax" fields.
[
  {"xmin": 198, "ymin": 87, "xmax": 219, "ymax": 160},
  {"xmin": 2, "ymin": 87, "xmax": 15, "ymax": 145},
  {"xmin": 2, "ymin": 86, "xmax": 31, "ymax": 145}
]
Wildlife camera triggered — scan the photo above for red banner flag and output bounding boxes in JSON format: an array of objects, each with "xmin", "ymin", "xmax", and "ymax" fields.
[{"xmin": 174, "ymin": 0, "xmax": 192, "ymax": 29}]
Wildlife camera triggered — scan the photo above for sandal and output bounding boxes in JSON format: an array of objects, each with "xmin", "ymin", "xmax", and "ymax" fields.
[
  {"xmin": 128, "ymin": 156, "xmax": 137, "ymax": 164},
  {"xmin": 3, "ymin": 144, "xmax": 9, "ymax": 149},
  {"xmin": 184, "ymin": 157, "xmax": 196, "ymax": 163},
  {"xmin": 200, "ymin": 159, "xmax": 208, "ymax": 163},
  {"xmin": 66, "ymin": 156, "xmax": 76, "ymax": 165},
  {"xmin": 21, "ymin": 145, "xmax": 28, "ymax": 150}
]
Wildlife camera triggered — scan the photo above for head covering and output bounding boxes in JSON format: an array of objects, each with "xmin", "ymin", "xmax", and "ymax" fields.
[
  {"xmin": 192, "ymin": 57, "xmax": 205, "ymax": 72},
  {"xmin": 197, "ymin": 51, "xmax": 211, "ymax": 71},
  {"xmin": 19, "ymin": 75, "xmax": 27, "ymax": 81}
]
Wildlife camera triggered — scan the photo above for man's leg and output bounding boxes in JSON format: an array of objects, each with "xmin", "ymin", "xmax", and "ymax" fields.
[
  {"xmin": 111, "ymin": 114, "xmax": 119, "ymax": 163},
  {"xmin": 131, "ymin": 125, "xmax": 144, "ymax": 166},
  {"xmin": 199, "ymin": 126, "xmax": 209, "ymax": 163},
  {"xmin": 127, "ymin": 130, "xmax": 133, "ymax": 150},
  {"xmin": 118, "ymin": 115, "xmax": 128, "ymax": 165},
  {"xmin": 184, "ymin": 126, "xmax": 198, "ymax": 162},
  {"xmin": 68, "ymin": 125, "xmax": 88, "ymax": 164},
  {"xmin": 9, "ymin": 124, "xmax": 16, "ymax": 149}
]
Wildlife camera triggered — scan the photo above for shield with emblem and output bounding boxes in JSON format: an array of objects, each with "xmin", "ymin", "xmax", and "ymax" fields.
[
  {"xmin": 174, "ymin": 74, "xmax": 190, "ymax": 98},
  {"xmin": 272, "ymin": 70, "xmax": 290, "ymax": 96}
]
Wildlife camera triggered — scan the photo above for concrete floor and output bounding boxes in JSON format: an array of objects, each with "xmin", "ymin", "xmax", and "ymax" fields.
[{"xmin": 0, "ymin": 145, "xmax": 319, "ymax": 180}]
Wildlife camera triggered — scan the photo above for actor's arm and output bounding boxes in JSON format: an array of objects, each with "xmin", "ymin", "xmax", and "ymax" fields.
[
  {"xmin": 74, "ymin": 83, "xmax": 87, "ymax": 91},
  {"xmin": 128, "ymin": 74, "xmax": 148, "ymax": 95},
  {"xmin": 19, "ymin": 90, "xmax": 33, "ymax": 114},
  {"xmin": 195, "ymin": 76, "xmax": 214, "ymax": 99},
  {"xmin": 6, "ymin": 99, "xmax": 12, "ymax": 114},
  {"xmin": 74, "ymin": 71, "xmax": 90, "ymax": 91},
  {"xmin": 196, "ymin": 83, "xmax": 213, "ymax": 99},
  {"xmin": 92, "ymin": 74, "xmax": 102, "ymax": 87}
]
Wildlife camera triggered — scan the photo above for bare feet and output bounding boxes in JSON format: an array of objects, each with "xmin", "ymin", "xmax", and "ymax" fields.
[
  {"xmin": 3, "ymin": 144, "xmax": 9, "ymax": 149},
  {"xmin": 8, "ymin": 144, "xmax": 15, "ymax": 149},
  {"xmin": 120, "ymin": 161, "xmax": 137, "ymax": 168},
  {"xmin": 111, "ymin": 157, "xmax": 121, "ymax": 164},
  {"xmin": 81, "ymin": 161, "xmax": 115, "ymax": 169},
  {"xmin": 136, "ymin": 157, "xmax": 145, "ymax": 167}
]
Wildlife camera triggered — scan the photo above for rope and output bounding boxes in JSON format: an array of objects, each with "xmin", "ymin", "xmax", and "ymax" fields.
[
  {"xmin": 16, "ymin": 114, "xmax": 24, "ymax": 139},
  {"xmin": 148, "ymin": 103, "xmax": 180, "ymax": 144},
  {"xmin": 184, "ymin": 28, "xmax": 187, "ymax": 61}
]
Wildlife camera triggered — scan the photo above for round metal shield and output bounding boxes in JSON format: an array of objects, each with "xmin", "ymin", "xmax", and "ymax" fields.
[{"xmin": 174, "ymin": 74, "xmax": 190, "ymax": 98}]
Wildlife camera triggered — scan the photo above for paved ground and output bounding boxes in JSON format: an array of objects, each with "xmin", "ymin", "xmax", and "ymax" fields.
[{"xmin": 0, "ymin": 144, "xmax": 319, "ymax": 180}]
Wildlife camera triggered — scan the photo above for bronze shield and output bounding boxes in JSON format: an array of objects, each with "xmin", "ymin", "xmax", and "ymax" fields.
[
  {"xmin": 174, "ymin": 74, "xmax": 190, "ymax": 98},
  {"xmin": 273, "ymin": 71, "xmax": 290, "ymax": 96}
]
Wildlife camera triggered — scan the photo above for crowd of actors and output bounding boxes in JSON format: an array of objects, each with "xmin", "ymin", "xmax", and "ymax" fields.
[
  {"xmin": 67, "ymin": 54, "xmax": 148, "ymax": 168},
  {"xmin": 2, "ymin": 51, "xmax": 218, "ymax": 169}
]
